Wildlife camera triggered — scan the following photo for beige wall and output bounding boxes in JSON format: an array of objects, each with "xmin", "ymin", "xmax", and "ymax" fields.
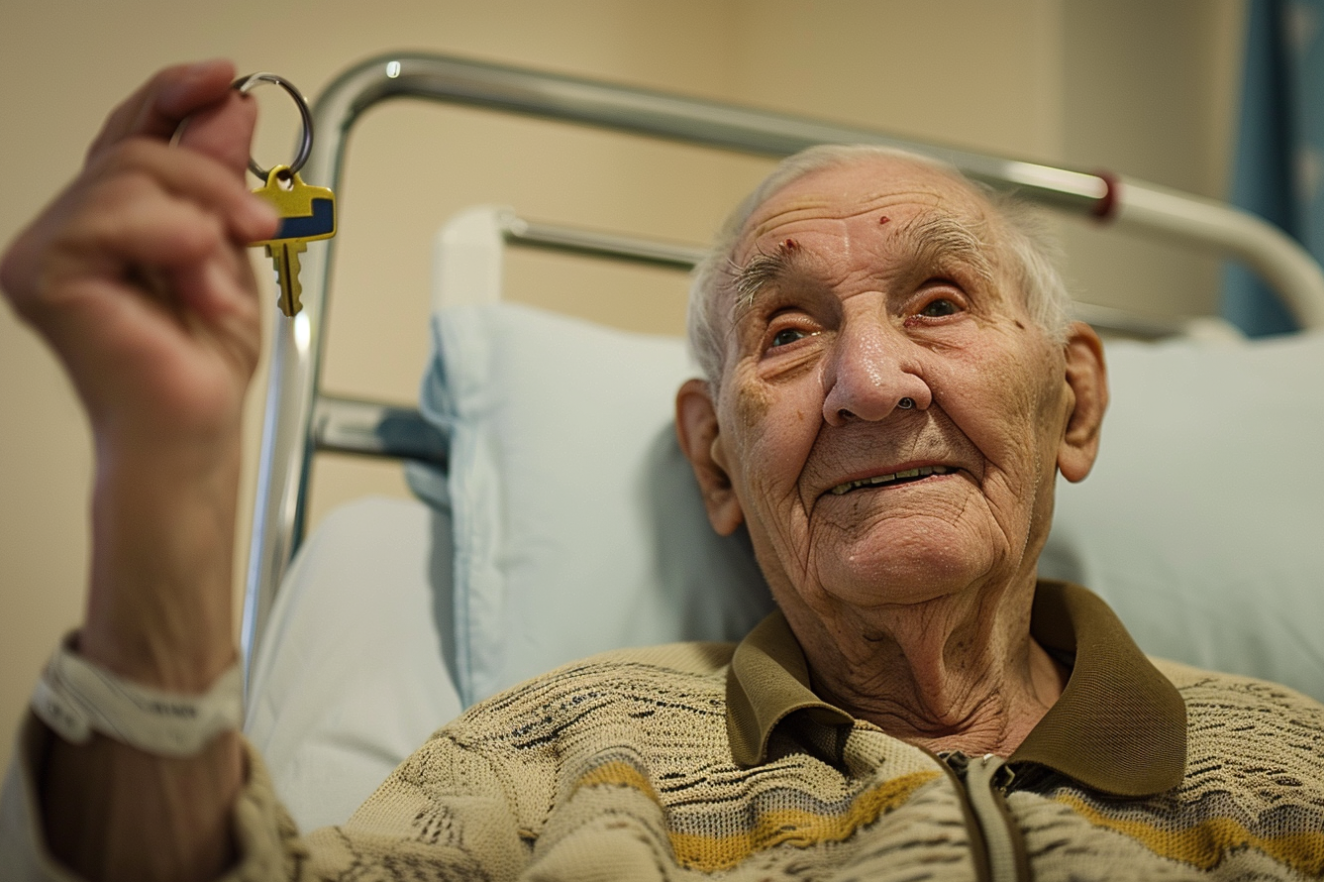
[{"xmin": 0, "ymin": 0, "xmax": 1244, "ymax": 770}]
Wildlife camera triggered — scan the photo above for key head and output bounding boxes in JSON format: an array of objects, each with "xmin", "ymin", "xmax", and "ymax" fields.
[{"xmin": 250, "ymin": 165, "xmax": 336, "ymax": 246}]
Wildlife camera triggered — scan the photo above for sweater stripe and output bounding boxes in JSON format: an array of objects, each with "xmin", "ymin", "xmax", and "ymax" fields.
[
  {"xmin": 574, "ymin": 760, "xmax": 942, "ymax": 871},
  {"xmin": 1055, "ymin": 791, "xmax": 1324, "ymax": 874}
]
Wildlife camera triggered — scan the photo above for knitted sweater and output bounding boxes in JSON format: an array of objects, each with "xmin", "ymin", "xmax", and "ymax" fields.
[{"xmin": 6, "ymin": 581, "xmax": 1324, "ymax": 880}]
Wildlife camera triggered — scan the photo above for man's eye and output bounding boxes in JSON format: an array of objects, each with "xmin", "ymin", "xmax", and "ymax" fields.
[
  {"xmin": 919, "ymin": 298, "xmax": 959, "ymax": 318},
  {"xmin": 770, "ymin": 327, "xmax": 810, "ymax": 348}
]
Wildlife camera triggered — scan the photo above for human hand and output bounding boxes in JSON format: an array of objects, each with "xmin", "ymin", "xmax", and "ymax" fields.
[
  {"xmin": 2, "ymin": 63, "xmax": 282, "ymax": 878},
  {"xmin": 0, "ymin": 59, "xmax": 279, "ymax": 463}
]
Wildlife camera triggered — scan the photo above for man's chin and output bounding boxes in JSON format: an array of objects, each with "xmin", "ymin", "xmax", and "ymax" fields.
[{"xmin": 811, "ymin": 546, "xmax": 997, "ymax": 611}]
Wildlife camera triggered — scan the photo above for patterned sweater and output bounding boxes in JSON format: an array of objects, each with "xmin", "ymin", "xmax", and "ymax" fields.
[{"xmin": 6, "ymin": 581, "xmax": 1324, "ymax": 880}]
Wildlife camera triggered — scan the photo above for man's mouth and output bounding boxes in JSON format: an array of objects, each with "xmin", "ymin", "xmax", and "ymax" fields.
[{"xmin": 828, "ymin": 464, "xmax": 954, "ymax": 496}]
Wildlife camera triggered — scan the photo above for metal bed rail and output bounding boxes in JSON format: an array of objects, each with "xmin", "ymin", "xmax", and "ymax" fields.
[{"xmin": 241, "ymin": 50, "xmax": 1324, "ymax": 687}]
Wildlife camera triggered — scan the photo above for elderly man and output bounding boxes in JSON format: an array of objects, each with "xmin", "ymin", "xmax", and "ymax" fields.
[{"xmin": 3, "ymin": 61, "xmax": 1324, "ymax": 882}]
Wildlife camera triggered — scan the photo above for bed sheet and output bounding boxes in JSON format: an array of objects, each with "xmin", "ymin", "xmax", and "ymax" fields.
[{"xmin": 243, "ymin": 497, "xmax": 462, "ymax": 831}]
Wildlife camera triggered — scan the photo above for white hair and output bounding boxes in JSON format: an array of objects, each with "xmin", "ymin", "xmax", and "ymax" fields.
[{"xmin": 686, "ymin": 144, "xmax": 1072, "ymax": 388}]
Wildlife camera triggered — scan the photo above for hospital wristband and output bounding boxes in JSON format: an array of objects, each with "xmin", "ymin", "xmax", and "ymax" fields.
[{"xmin": 31, "ymin": 633, "xmax": 242, "ymax": 757}]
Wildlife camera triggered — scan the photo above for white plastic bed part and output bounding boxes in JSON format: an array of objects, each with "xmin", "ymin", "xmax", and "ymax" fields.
[{"xmin": 242, "ymin": 51, "xmax": 1324, "ymax": 694}]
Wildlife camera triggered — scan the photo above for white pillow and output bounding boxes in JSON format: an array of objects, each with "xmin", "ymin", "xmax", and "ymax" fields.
[
  {"xmin": 1040, "ymin": 331, "xmax": 1324, "ymax": 698},
  {"xmin": 413, "ymin": 304, "xmax": 1324, "ymax": 702},
  {"xmin": 411, "ymin": 303, "xmax": 774, "ymax": 706}
]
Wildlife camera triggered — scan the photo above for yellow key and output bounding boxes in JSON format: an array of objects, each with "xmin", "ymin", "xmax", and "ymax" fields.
[{"xmin": 250, "ymin": 165, "xmax": 336, "ymax": 316}]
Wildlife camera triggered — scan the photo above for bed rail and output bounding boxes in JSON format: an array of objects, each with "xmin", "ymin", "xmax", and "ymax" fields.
[{"xmin": 241, "ymin": 51, "xmax": 1324, "ymax": 688}]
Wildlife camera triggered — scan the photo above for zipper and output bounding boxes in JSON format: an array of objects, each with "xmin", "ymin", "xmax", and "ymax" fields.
[{"xmin": 939, "ymin": 751, "xmax": 1031, "ymax": 882}]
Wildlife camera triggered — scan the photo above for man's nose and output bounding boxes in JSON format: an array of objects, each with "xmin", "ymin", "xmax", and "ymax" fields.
[{"xmin": 821, "ymin": 320, "xmax": 932, "ymax": 426}]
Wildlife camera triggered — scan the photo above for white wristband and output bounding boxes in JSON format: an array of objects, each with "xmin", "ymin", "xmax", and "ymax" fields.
[{"xmin": 31, "ymin": 634, "xmax": 242, "ymax": 757}]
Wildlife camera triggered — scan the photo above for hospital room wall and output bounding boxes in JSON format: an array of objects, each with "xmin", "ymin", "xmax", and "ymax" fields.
[{"xmin": 0, "ymin": 0, "xmax": 1244, "ymax": 771}]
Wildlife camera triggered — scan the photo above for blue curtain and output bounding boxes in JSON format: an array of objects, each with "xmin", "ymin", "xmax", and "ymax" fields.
[{"xmin": 1223, "ymin": 0, "xmax": 1324, "ymax": 336}]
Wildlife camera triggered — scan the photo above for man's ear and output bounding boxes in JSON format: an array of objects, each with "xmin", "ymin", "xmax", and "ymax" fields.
[
  {"xmin": 676, "ymin": 378, "xmax": 744, "ymax": 536},
  {"xmin": 1057, "ymin": 321, "xmax": 1108, "ymax": 483}
]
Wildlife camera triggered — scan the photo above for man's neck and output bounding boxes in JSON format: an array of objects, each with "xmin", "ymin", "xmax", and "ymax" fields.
[{"xmin": 784, "ymin": 581, "xmax": 1068, "ymax": 757}]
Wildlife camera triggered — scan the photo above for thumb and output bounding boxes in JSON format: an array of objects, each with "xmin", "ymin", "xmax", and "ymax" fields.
[
  {"xmin": 176, "ymin": 89, "xmax": 259, "ymax": 181},
  {"xmin": 85, "ymin": 61, "xmax": 258, "ymax": 182}
]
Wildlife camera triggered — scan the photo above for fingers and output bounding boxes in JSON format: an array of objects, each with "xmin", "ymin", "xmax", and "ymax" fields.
[
  {"xmin": 3, "ymin": 138, "xmax": 276, "ymax": 313},
  {"xmin": 87, "ymin": 138, "xmax": 277, "ymax": 243},
  {"xmin": 78, "ymin": 177, "xmax": 230, "ymax": 270},
  {"xmin": 169, "ymin": 249, "xmax": 263, "ymax": 331},
  {"xmin": 88, "ymin": 60, "xmax": 236, "ymax": 162},
  {"xmin": 25, "ymin": 183, "xmax": 264, "ymax": 405},
  {"xmin": 23, "ymin": 175, "xmax": 242, "ymax": 322},
  {"xmin": 87, "ymin": 60, "xmax": 261, "ymax": 180}
]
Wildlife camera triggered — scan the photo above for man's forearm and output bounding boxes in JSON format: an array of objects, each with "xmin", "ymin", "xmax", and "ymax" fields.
[
  {"xmin": 81, "ymin": 441, "xmax": 242, "ymax": 690},
  {"xmin": 40, "ymin": 441, "xmax": 245, "ymax": 882}
]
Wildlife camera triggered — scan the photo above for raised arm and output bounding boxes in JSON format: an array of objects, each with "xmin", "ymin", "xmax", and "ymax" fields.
[{"xmin": 0, "ymin": 60, "xmax": 278, "ymax": 881}]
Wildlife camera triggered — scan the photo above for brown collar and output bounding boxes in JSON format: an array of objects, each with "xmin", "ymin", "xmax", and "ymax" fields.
[{"xmin": 725, "ymin": 581, "xmax": 1187, "ymax": 797}]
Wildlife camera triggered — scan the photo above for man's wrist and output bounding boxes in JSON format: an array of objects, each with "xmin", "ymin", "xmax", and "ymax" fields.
[
  {"xmin": 34, "ymin": 631, "xmax": 243, "ymax": 753},
  {"xmin": 93, "ymin": 421, "xmax": 245, "ymax": 480}
]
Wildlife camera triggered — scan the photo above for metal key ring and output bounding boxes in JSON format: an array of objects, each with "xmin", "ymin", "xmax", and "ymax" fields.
[{"xmin": 232, "ymin": 72, "xmax": 313, "ymax": 180}]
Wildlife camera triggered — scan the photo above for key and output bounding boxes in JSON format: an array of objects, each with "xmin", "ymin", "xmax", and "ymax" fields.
[
  {"xmin": 266, "ymin": 240, "xmax": 306, "ymax": 317},
  {"xmin": 249, "ymin": 165, "xmax": 336, "ymax": 316}
]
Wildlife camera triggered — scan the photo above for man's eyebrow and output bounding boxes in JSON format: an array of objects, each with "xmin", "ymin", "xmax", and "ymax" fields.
[
  {"xmin": 729, "ymin": 244, "xmax": 812, "ymax": 315},
  {"xmin": 898, "ymin": 212, "xmax": 996, "ymax": 283},
  {"xmin": 733, "ymin": 251, "xmax": 788, "ymax": 308}
]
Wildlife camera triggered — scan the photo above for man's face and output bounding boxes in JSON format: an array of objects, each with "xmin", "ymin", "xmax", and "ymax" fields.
[{"xmin": 706, "ymin": 157, "xmax": 1082, "ymax": 618}]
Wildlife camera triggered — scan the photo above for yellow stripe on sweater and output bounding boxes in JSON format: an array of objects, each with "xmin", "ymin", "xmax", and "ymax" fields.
[
  {"xmin": 574, "ymin": 762, "xmax": 940, "ymax": 871},
  {"xmin": 1057, "ymin": 793, "xmax": 1324, "ymax": 876}
]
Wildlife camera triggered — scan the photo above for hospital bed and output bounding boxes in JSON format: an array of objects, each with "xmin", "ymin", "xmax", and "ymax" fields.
[{"xmin": 236, "ymin": 52, "xmax": 1324, "ymax": 831}]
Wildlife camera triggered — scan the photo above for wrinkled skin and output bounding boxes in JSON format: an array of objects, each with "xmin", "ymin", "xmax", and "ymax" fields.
[{"xmin": 676, "ymin": 157, "xmax": 1107, "ymax": 754}]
